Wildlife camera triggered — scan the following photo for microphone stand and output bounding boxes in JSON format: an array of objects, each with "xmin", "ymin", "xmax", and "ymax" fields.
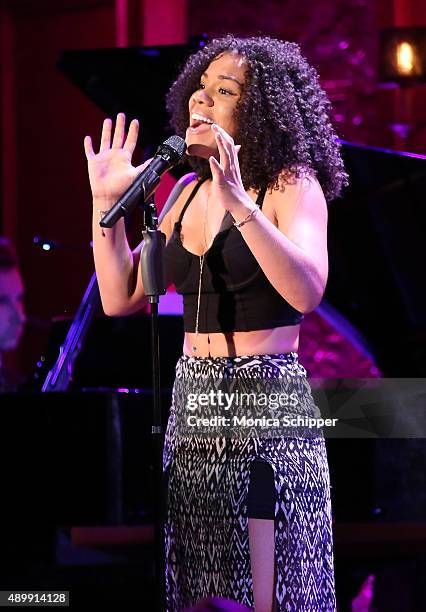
[
  {"xmin": 97, "ymin": 134, "xmax": 185, "ymax": 611},
  {"xmin": 140, "ymin": 195, "xmax": 167, "ymax": 612}
]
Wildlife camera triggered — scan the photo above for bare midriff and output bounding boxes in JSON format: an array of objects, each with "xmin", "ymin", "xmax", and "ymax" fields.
[{"xmin": 182, "ymin": 323, "xmax": 300, "ymax": 358}]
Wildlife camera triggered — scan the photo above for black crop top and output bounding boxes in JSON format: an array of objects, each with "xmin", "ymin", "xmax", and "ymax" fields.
[{"xmin": 163, "ymin": 178, "xmax": 304, "ymax": 333}]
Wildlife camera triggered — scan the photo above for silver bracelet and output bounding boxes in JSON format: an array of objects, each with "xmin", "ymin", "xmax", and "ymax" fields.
[{"xmin": 233, "ymin": 205, "xmax": 259, "ymax": 229}]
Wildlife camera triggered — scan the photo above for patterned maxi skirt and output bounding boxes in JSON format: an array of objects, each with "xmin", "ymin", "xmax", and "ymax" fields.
[{"xmin": 162, "ymin": 352, "xmax": 336, "ymax": 611}]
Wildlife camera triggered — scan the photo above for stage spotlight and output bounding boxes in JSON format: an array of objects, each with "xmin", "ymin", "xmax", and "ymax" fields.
[{"xmin": 32, "ymin": 235, "xmax": 58, "ymax": 251}]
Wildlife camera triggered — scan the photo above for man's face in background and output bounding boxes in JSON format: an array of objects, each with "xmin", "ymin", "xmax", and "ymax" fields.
[{"xmin": 0, "ymin": 267, "xmax": 26, "ymax": 352}]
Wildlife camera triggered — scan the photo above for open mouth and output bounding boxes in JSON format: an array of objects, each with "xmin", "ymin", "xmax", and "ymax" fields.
[
  {"xmin": 188, "ymin": 122, "xmax": 212, "ymax": 133},
  {"xmin": 188, "ymin": 112, "xmax": 215, "ymax": 133}
]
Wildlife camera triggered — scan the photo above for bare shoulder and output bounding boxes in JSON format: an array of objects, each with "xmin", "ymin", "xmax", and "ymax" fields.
[{"xmin": 263, "ymin": 170, "xmax": 327, "ymax": 231}]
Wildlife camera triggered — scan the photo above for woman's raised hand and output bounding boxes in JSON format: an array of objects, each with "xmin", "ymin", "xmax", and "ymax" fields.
[
  {"xmin": 208, "ymin": 124, "xmax": 249, "ymax": 215},
  {"xmin": 84, "ymin": 112, "xmax": 150, "ymax": 203}
]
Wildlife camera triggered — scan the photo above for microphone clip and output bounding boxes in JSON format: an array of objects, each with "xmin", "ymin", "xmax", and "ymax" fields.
[{"xmin": 142, "ymin": 195, "xmax": 159, "ymax": 231}]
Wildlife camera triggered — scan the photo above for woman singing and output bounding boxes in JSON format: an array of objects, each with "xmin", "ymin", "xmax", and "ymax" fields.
[{"xmin": 84, "ymin": 35, "xmax": 347, "ymax": 612}]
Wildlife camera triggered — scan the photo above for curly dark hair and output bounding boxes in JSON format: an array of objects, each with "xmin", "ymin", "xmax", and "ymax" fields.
[{"xmin": 166, "ymin": 35, "xmax": 348, "ymax": 202}]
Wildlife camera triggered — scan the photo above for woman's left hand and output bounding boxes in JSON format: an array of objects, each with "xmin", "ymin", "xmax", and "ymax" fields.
[{"xmin": 208, "ymin": 124, "xmax": 252, "ymax": 215}]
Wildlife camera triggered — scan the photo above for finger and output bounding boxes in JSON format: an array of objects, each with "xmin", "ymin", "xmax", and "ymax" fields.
[
  {"xmin": 222, "ymin": 136, "xmax": 241, "ymax": 177},
  {"xmin": 212, "ymin": 124, "xmax": 238, "ymax": 174},
  {"xmin": 84, "ymin": 135, "xmax": 94, "ymax": 159},
  {"xmin": 111, "ymin": 112, "xmax": 126, "ymax": 148},
  {"xmin": 214, "ymin": 130, "xmax": 232, "ymax": 175},
  {"xmin": 233, "ymin": 144, "xmax": 243, "ymax": 180},
  {"xmin": 212, "ymin": 123, "xmax": 234, "ymax": 146},
  {"xmin": 209, "ymin": 155, "xmax": 225, "ymax": 182},
  {"xmin": 99, "ymin": 118, "xmax": 112, "ymax": 152},
  {"xmin": 123, "ymin": 118, "xmax": 139, "ymax": 154}
]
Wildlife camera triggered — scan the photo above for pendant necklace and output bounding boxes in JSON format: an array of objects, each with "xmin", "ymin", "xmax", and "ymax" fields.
[{"xmin": 192, "ymin": 190, "xmax": 210, "ymax": 353}]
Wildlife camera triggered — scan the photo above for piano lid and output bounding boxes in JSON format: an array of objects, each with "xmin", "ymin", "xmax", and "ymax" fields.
[{"xmin": 57, "ymin": 38, "xmax": 206, "ymax": 148}]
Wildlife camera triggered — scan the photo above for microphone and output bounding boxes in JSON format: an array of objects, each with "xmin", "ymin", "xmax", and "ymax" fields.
[{"xmin": 100, "ymin": 135, "xmax": 186, "ymax": 228}]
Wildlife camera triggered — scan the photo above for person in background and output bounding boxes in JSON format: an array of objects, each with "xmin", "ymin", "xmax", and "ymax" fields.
[{"xmin": 0, "ymin": 237, "xmax": 26, "ymax": 392}]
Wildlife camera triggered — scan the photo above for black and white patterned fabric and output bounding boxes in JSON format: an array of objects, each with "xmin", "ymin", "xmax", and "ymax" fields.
[{"xmin": 163, "ymin": 353, "xmax": 336, "ymax": 611}]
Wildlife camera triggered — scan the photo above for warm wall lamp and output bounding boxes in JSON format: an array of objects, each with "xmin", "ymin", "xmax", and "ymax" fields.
[
  {"xmin": 379, "ymin": 27, "xmax": 426, "ymax": 149},
  {"xmin": 379, "ymin": 27, "xmax": 426, "ymax": 84}
]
